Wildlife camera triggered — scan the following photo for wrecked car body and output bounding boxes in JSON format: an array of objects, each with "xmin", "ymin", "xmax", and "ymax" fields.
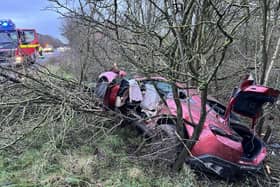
[{"xmin": 95, "ymin": 71, "xmax": 280, "ymax": 178}]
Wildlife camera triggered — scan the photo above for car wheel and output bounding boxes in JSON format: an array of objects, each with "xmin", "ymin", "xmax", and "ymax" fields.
[{"xmin": 149, "ymin": 124, "xmax": 180, "ymax": 168}]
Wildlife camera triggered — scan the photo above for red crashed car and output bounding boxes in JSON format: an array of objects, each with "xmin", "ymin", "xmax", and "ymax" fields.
[{"xmin": 95, "ymin": 71, "xmax": 280, "ymax": 177}]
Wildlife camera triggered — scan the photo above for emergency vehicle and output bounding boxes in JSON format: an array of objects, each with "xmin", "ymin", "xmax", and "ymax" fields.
[{"xmin": 0, "ymin": 19, "xmax": 39, "ymax": 66}]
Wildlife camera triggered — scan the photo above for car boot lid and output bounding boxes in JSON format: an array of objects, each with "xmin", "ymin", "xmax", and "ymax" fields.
[{"xmin": 225, "ymin": 76, "xmax": 280, "ymax": 120}]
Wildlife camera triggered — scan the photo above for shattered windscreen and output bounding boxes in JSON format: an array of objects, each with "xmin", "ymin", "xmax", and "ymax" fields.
[{"xmin": 0, "ymin": 31, "xmax": 18, "ymax": 48}]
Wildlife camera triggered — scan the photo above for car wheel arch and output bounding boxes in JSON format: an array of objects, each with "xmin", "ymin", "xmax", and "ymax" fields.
[
  {"xmin": 156, "ymin": 115, "xmax": 177, "ymax": 126},
  {"xmin": 156, "ymin": 115, "xmax": 190, "ymax": 139}
]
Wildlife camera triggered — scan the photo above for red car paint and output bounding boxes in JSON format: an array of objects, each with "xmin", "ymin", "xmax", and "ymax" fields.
[
  {"xmin": 98, "ymin": 71, "xmax": 118, "ymax": 83},
  {"xmin": 97, "ymin": 71, "xmax": 280, "ymax": 177},
  {"xmin": 104, "ymin": 84, "xmax": 120, "ymax": 109},
  {"xmin": 160, "ymin": 92, "xmax": 243, "ymax": 163}
]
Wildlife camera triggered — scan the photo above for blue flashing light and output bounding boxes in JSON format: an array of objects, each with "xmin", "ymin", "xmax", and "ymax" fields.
[{"xmin": 0, "ymin": 19, "xmax": 16, "ymax": 31}]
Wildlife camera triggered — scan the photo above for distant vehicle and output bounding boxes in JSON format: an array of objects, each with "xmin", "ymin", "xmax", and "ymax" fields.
[
  {"xmin": 0, "ymin": 19, "xmax": 39, "ymax": 67},
  {"xmin": 96, "ymin": 71, "xmax": 280, "ymax": 178},
  {"xmin": 43, "ymin": 44, "xmax": 54, "ymax": 53},
  {"xmin": 57, "ymin": 46, "xmax": 70, "ymax": 52}
]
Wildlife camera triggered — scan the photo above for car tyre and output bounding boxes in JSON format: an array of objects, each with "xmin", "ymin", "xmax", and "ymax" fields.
[{"xmin": 149, "ymin": 124, "xmax": 180, "ymax": 168}]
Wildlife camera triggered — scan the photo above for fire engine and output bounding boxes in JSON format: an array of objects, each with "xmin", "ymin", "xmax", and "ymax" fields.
[{"xmin": 0, "ymin": 19, "xmax": 39, "ymax": 67}]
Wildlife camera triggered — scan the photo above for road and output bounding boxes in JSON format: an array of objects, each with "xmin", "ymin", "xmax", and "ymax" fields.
[
  {"xmin": 37, "ymin": 50, "xmax": 61, "ymax": 64},
  {"xmin": 1, "ymin": 50, "xmax": 59, "ymax": 82}
]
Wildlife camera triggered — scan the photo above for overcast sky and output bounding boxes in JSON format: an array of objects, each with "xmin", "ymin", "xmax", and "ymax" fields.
[{"xmin": 0, "ymin": 0, "xmax": 65, "ymax": 42}]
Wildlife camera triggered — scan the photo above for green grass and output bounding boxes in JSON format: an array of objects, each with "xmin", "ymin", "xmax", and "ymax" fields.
[
  {"xmin": 45, "ymin": 64, "xmax": 76, "ymax": 80},
  {"xmin": 0, "ymin": 128, "xmax": 196, "ymax": 187}
]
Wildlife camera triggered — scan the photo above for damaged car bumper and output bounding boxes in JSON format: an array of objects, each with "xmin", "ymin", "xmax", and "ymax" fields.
[{"xmin": 187, "ymin": 154, "xmax": 263, "ymax": 178}]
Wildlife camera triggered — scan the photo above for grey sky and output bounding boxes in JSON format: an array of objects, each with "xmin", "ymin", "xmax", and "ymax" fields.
[{"xmin": 0, "ymin": 0, "xmax": 65, "ymax": 42}]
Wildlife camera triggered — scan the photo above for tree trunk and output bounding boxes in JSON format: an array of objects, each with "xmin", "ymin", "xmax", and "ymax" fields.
[
  {"xmin": 264, "ymin": 36, "xmax": 280, "ymax": 85},
  {"xmin": 257, "ymin": 0, "xmax": 269, "ymax": 136},
  {"xmin": 172, "ymin": 84, "xmax": 208, "ymax": 171},
  {"xmin": 260, "ymin": 0, "xmax": 268, "ymax": 85}
]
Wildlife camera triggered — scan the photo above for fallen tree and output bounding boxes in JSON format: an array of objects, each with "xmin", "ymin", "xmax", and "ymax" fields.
[{"xmin": 0, "ymin": 65, "xmax": 118, "ymax": 153}]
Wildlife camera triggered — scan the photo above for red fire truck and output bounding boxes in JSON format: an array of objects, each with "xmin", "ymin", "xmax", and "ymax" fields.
[{"xmin": 0, "ymin": 19, "xmax": 39, "ymax": 67}]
